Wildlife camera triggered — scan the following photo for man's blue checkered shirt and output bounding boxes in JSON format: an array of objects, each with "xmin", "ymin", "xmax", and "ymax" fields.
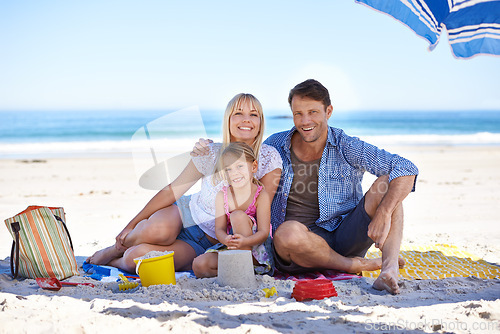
[{"xmin": 264, "ymin": 126, "xmax": 419, "ymax": 234}]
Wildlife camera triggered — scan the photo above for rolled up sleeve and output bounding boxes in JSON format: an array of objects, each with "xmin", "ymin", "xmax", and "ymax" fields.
[{"xmin": 343, "ymin": 135, "xmax": 419, "ymax": 191}]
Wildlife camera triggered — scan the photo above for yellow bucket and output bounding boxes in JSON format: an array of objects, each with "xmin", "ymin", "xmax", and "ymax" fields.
[{"xmin": 133, "ymin": 252, "xmax": 176, "ymax": 287}]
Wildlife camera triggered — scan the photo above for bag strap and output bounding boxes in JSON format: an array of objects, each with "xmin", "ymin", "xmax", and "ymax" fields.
[
  {"xmin": 54, "ymin": 215, "xmax": 74, "ymax": 251},
  {"xmin": 10, "ymin": 221, "xmax": 20, "ymax": 279}
]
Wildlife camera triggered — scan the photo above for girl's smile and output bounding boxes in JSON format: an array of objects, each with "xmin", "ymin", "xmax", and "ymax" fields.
[{"xmin": 224, "ymin": 156, "xmax": 258, "ymax": 188}]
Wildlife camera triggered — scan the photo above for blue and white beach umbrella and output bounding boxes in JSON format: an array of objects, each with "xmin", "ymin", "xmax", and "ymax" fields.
[{"xmin": 356, "ymin": 0, "xmax": 500, "ymax": 59}]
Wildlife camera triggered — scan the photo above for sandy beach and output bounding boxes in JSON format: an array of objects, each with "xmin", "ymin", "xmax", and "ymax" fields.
[{"xmin": 1, "ymin": 144, "xmax": 499, "ymax": 333}]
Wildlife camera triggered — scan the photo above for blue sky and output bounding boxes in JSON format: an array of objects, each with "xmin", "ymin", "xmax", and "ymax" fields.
[{"xmin": 1, "ymin": 1, "xmax": 499, "ymax": 113}]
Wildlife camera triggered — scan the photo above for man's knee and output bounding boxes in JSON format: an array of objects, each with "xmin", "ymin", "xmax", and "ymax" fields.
[
  {"xmin": 274, "ymin": 221, "xmax": 308, "ymax": 250},
  {"xmin": 365, "ymin": 175, "xmax": 390, "ymax": 216}
]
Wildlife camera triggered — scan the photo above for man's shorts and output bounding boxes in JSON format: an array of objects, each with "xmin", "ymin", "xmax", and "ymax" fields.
[
  {"xmin": 174, "ymin": 195, "xmax": 215, "ymax": 256},
  {"xmin": 273, "ymin": 196, "xmax": 374, "ymax": 274}
]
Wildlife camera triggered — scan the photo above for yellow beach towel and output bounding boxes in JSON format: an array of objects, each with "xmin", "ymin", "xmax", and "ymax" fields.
[{"xmin": 362, "ymin": 244, "xmax": 500, "ymax": 280}]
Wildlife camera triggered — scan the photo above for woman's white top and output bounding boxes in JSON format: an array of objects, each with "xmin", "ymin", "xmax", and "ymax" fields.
[{"xmin": 188, "ymin": 143, "xmax": 282, "ymax": 238}]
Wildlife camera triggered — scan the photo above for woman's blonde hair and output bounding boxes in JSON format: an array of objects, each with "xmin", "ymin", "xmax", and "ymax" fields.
[
  {"xmin": 221, "ymin": 93, "xmax": 265, "ymax": 159},
  {"xmin": 213, "ymin": 142, "xmax": 262, "ymax": 186}
]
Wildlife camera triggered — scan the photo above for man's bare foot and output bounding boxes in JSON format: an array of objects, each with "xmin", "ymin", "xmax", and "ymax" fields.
[
  {"xmin": 358, "ymin": 257, "xmax": 383, "ymax": 272},
  {"xmin": 86, "ymin": 245, "xmax": 123, "ymax": 265},
  {"xmin": 357, "ymin": 256, "xmax": 405, "ymax": 272},
  {"xmin": 398, "ymin": 256, "xmax": 406, "ymax": 269},
  {"xmin": 373, "ymin": 270, "xmax": 400, "ymax": 294}
]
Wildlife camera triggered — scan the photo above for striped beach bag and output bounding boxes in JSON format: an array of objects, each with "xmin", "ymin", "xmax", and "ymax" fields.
[{"xmin": 4, "ymin": 206, "xmax": 79, "ymax": 279}]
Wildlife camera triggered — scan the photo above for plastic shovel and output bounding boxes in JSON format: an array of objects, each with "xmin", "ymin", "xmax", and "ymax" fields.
[{"xmin": 36, "ymin": 277, "xmax": 95, "ymax": 291}]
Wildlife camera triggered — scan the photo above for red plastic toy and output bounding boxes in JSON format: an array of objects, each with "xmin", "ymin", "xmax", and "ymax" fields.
[{"xmin": 291, "ymin": 279, "xmax": 337, "ymax": 301}]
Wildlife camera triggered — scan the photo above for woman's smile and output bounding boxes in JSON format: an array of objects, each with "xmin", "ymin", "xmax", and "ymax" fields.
[{"xmin": 229, "ymin": 100, "xmax": 261, "ymax": 144}]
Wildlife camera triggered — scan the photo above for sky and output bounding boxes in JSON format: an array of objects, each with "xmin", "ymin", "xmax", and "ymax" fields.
[{"xmin": 1, "ymin": 0, "xmax": 499, "ymax": 113}]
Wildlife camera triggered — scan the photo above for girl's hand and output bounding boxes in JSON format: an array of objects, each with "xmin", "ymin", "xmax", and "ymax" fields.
[
  {"xmin": 190, "ymin": 138, "xmax": 213, "ymax": 157},
  {"xmin": 223, "ymin": 234, "xmax": 233, "ymax": 247},
  {"xmin": 226, "ymin": 234, "xmax": 247, "ymax": 250}
]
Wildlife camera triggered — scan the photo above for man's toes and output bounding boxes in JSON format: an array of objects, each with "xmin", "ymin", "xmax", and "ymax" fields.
[{"xmin": 373, "ymin": 273, "xmax": 400, "ymax": 295}]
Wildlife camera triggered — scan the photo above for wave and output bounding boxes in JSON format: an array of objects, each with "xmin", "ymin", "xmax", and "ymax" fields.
[
  {"xmin": 1, "ymin": 133, "xmax": 500, "ymax": 159},
  {"xmin": 359, "ymin": 132, "xmax": 500, "ymax": 146},
  {"xmin": 0, "ymin": 138, "xmax": 209, "ymax": 159}
]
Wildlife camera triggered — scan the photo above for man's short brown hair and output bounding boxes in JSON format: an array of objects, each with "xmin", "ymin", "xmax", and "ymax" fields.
[{"xmin": 288, "ymin": 79, "xmax": 331, "ymax": 109}]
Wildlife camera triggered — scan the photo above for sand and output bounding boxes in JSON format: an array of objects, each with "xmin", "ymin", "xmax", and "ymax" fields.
[{"xmin": 1, "ymin": 145, "xmax": 499, "ymax": 333}]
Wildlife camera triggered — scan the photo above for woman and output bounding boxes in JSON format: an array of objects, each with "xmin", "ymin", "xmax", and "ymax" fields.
[{"xmin": 86, "ymin": 93, "xmax": 282, "ymax": 273}]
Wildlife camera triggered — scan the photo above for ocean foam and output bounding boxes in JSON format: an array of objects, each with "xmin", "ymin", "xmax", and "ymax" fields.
[
  {"xmin": 1, "ymin": 133, "xmax": 499, "ymax": 159},
  {"xmin": 360, "ymin": 132, "xmax": 500, "ymax": 146},
  {"xmin": 0, "ymin": 138, "xmax": 203, "ymax": 159}
]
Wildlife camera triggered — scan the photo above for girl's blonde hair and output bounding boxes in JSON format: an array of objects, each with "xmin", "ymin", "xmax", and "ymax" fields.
[
  {"xmin": 221, "ymin": 93, "xmax": 265, "ymax": 159},
  {"xmin": 213, "ymin": 142, "xmax": 262, "ymax": 186}
]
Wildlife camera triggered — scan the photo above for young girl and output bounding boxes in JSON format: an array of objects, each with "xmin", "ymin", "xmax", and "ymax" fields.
[{"xmin": 192, "ymin": 142, "xmax": 273, "ymax": 277}]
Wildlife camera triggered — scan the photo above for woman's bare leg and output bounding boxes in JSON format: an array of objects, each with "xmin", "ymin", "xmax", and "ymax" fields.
[
  {"xmin": 192, "ymin": 252, "xmax": 218, "ymax": 278},
  {"xmin": 86, "ymin": 205, "xmax": 183, "ymax": 265},
  {"xmin": 109, "ymin": 240, "xmax": 198, "ymax": 273},
  {"xmin": 85, "ymin": 245, "xmax": 124, "ymax": 266},
  {"xmin": 122, "ymin": 205, "xmax": 183, "ymax": 247}
]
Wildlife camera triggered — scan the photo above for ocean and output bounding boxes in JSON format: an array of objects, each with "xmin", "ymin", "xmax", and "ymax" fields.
[{"xmin": 1, "ymin": 109, "xmax": 500, "ymax": 159}]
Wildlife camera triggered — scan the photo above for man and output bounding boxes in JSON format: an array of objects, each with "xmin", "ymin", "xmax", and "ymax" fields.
[{"xmin": 264, "ymin": 79, "xmax": 418, "ymax": 294}]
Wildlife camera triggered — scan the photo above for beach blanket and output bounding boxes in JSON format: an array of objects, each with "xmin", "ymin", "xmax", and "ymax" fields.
[
  {"xmin": 273, "ymin": 269, "xmax": 359, "ymax": 281},
  {"xmin": 82, "ymin": 261, "xmax": 357, "ymax": 282},
  {"xmin": 82, "ymin": 261, "xmax": 194, "ymax": 282},
  {"xmin": 362, "ymin": 244, "xmax": 500, "ymax": 280},
  {"xmin": 82, "ymin": 243, "xmax": 499, "ymax": 282},
  {"xmin": 82, "ymin": 261, "xmax": 139, "ymax": 282}
]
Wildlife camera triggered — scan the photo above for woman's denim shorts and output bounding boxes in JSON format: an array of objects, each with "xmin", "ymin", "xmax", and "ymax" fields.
[{"xmin": 174, "ymin": 195, "xmax": 214, "ymax": 256}]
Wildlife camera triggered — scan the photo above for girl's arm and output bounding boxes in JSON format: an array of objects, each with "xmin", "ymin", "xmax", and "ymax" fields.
[
  {"xmin": 116, "ymin": 160, "xmax": 203, "ymax": 248},
  {"xmin": 214, "ymin": 191, "xmax": 231, "ymax": 245},
  {"xmin": 231, "ymin": 189, "xmax": 271, "ymax": 248}
]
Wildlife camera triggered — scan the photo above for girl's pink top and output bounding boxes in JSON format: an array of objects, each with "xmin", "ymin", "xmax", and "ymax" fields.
[{"xmin": 222, "ymin": 185, "xmax": 263, "ymax": 234}]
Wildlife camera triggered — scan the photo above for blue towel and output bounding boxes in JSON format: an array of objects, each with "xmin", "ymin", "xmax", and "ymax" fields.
[
  {"xmin": 82, "ymin": 261, "xmax": 196, "ymax": 282},
  {"xmin": 82, "ymin": 261, "xmax": 139, "ymax": 281}
]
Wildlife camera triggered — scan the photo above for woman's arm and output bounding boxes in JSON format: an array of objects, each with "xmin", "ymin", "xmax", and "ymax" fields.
[
  {"xmin": 259, "ymin": 168, "xmax": 281, "ymax": 199},
  {"xmin": 116, "ymin": 160, "xmax": 203, "ymax": 247}
]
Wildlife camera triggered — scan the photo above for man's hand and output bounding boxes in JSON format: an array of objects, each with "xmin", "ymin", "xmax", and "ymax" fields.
[
  {"xmin": 367, "ymin": 211, "xmax": 391, "ymax": 250},
  {"xmin": 190, "ymin": 138, "xmax": 213, "ymax": 157}
]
